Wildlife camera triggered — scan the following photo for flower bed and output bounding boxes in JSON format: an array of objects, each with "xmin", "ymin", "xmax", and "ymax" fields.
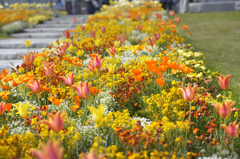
[
  {"xmin": 0, "ymin": 1, "xmax": 239, "ymax": 159},
  {"xmin": 0, "ymin": 2, "xmax": 64, "ymax": 34}
]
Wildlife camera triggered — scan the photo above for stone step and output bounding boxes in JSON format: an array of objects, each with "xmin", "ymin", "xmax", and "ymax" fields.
[
  {"xmin": 45, "ymin": 18, "xmax": 88, "ymax": 24},
  {"xmin": 0, "ymin": 60, "xmax": 23, "ymax": 71},
  {"xmin": 24, "ymin": 28, "xmax": 76, "ymax": 33},
  {"xmin": 35, "ymin": 23, "xmax": 78, "ymax": 28},
  {"xmin": 0, "ymin": 39, "xmax": 56, "ymax": 49},
  {"xmin": 11, "ymin": 33, "xmax": 64, "ymax": 39},
  {"xmin": 0, "ymin": 49, "xmax": 42, "ymax": 60}
]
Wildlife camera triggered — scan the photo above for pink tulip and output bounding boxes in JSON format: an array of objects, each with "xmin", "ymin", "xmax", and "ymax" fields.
[
  {"xmin": 58, "ymin": 45, "xmax": 67, "ymax": 56},
  {"xmin": 180, "ymin": 83, "xmax": 198, "ymax": 101},
  {"xmin": 147, "ymin": 37, "xmax": 155, "ymax": 47},
  {"xmin": 107, "ymin": 46, "xmax": 116, "ymax": 57},
  {"xmin": 42, "ymin": 62, "xmax": 55, "ymax": 78},
  {"xmin": 72, "ymin": 81, "xmax": 91, "ymax": 99},
  {"xmin": 175, "ymin": 17, "xmax": 181, "ymax": 23},
  {"xmin": 80, "ymin": 26, "xmax": 86, "ymax": 31},
  {"xmin": 221, "ymin": 121, "xmax": 239, "ymax": 138},
  {"xmin": 91, "ymin": 55, "xmax": 104, "ymax": 69},
  {"xmin": 82, "ymin": 151, "xmax": 104, "ymax": 159},
  {"xmin": 155, "ymin": 13, "xmax": 162, "ymax": 19},
  {"xmin": 115, "ymin": 35, "xmax": 126, "ymax": 45},
  {"xmin": 89, "ymin": 30, "xmax": 96, "ymax": 38},
  {"xmin": 136, "ymin": 25, "xmax": 142, "ymax": 32},
  {"xmin": 0, "ymin": 101, "xmax": 6, "ymax": 115},
  {"xmin": 99, "ymin": 26, "xmax": 106, "ymax": 33},
  {"xmin": 62, "ymin": 30, "xmax": 71, "ymax": 39},
  {"xmin": 40, "ymin": 112, "xmax": 65, "ymax": 133},
  {"xmin": 59, "ymin": 72, "xmax": 74, "ymax": 86},
  {"xmin": 26, "ymin": 79, "xmax": 41, "ymax": 94},
  {"xmin": 30, "ymin": 140, "xmax": 63, "ymax": 159},
  {"xmin": 22, "ymin": 54, "xmax": 31, "ymax": 65},
  {"xmin": 215, "ymin": 75, "xmax": 231, "ymax": 90},
  {"xmin": 212, "ymin": 101, "xmax": 236, "ymax": 118},
  {"xmin": 169, "ymin": 10, "xmax": 175, "ymax": 16},
  {"xmin": 152, "ymin": 32, "xmax": 161, "ymax": 41},
  {"xmin": 87, "ymin": 63, "xmax": 96, "ymax": 72}
]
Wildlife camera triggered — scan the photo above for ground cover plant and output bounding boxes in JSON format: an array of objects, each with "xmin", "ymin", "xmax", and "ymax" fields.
[{"xmin": 0, "ymin": 1, "xmax": 240, "ymax": 159}]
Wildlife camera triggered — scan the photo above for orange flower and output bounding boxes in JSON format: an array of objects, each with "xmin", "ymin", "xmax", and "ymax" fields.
[
  {"xmin": 0, "ymin": 91, "xmax": 10, "ymax": 100},
  {"xmin": 90, "ymin": 87, "xmax": 101, "ymax": 96},
  {"xmin": 0, "ymin": 85, "xmax": 12, "ymax": 90},
  {"xmin": 48, "ymin": 97, "xmax": 63, "ymax": 106},
  {"xmin": 158, "ymin": 72, "xmax": 162, "ymax": 78},
  {"xmin": 145, "ymin": 59, "xmax": 157, "ymax": 66},
  {"xmin": 159, "ymin": 65, "xmax": 168, "ymax": 72},
  {"xmin": 155, "ymin": 78, "xmax": 165, "ymax": 86},
  {"xmin": 70, "ymin": 105, "xmax": 80, "ymax": 112},
  {"xmin": 147, "ymin": 66, "xmax": 160, "ymax": 74},
  {"xmin": 221, "ymin": 121, "xmax": 239, "ymax": 138},
  {"xmin": 5, "ymin": 103, "xmax": 12, "ymax": 111},
  {"xmin": 131, "ymin": 69, "xmax": 142, "ymax": 82},
  {"xmin": 182, "ymin": 65, "xmax": 194, "ymax": 74},
  {"xmin": 212, "ymin": 101, "xmax": 236, "ymax": 118},
  {"xmin": 161, "ymin": 56, "xmax": 170, "ymax": 64},
  {"xmin": 168, "ymin": 61, "xmax": 177, "ymax": 69}
]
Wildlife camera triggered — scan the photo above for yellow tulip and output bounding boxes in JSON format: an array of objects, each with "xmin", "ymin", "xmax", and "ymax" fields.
[
  {"xmin": 24, "ymin": 40, "xmax": 32, "ymax": 48},
  {"xmin": 108, "ymin": 64, "xmax": 116, "ymax": 74},
  {"xmin": 14, "ymin": 102, "xmax": 30, "ymax": 118},
  {"xmin": 88, "ymin": 105, "xmax": 106, "ymax": 124}
]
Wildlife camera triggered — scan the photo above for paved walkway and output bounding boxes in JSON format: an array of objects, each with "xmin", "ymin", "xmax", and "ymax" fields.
[{"xmin": 0, "ymin": 15, "xmax": 88, "ymax": 71}]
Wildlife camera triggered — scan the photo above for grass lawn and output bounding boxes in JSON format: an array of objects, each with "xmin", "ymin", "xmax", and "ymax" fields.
[
  {"xmin": 176, "ymin": 11, "xmax": 240, "ymax": 105},
  {"xmin": 0, "ymin": 33, "xmax": 12, "ymax": 39}
]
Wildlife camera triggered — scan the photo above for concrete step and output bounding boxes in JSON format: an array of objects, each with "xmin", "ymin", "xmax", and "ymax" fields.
[
  {"xmin": 0, "ymin": 60, "xmax": 23, "ymax": 71},
  {"xmin": 35, "ymin": 23, "xmax": 78, "ymax": 28},
  {"xmin": 0, "ymin": 39, "xmax": 56, "ymax": 49},
  {"xmin": 45, "ymin": 18, "xmax": 88, "ymax": 24},
  {"xmin": 0, "ymin": 49, "xmax": 42, "ymax": 60},
  {"xmin": 11, "ymin": 33, "xmax": 64, "ymax": 39},
  {"xmin": 24, "ymin": 28, "xmax": 76, "ymax": 33}
]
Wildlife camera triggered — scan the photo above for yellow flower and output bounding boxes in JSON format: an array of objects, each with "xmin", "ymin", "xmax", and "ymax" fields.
[
  {"xmin": 23, "ymin": 40, "xmax": 32, "ymax": 48},
  {"xmin": 88, "ymin": 105, "xmax": 106, "ymax": 124},
  {"xmin": 14, "ymin": 102, "xmax": 30, "ymax": 118}
]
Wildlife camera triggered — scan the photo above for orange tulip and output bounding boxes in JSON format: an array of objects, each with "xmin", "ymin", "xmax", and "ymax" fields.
[
  {"xmin": 26, "ymin": 79, "xmax": 41, "ymax": 94},
  {"xmin": 47, "ymin": 97, "xmax": 63, "ymax": 106},
  {"xmin": 180, "ymin": 84, "xmax": 198, "ymax": 101},
  {"xmin": 212, "ymin": 101, "xmax": 236, "ymax": 118},
  {"xmin": 155, "ymin": 78, "xmax": 165, "ymax": 86},
  {"xmin": 215, "ymin": 75, "xmax": 231, "ymax": 90},
  {"xmin": 161, "ymin": 56, "xmax": 170, "ymax": 64},
  {"xmin": 221, "ymin": 121, "xmax": 239, "ymax": 138}
]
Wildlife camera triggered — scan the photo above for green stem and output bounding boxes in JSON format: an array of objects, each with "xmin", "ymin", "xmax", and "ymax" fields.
[
  {"xmin": 230, "ymin": 138, "xmax": 235, "ymax": 159},
  {"xmin": 97, "ymin": 126, "xmax": 100, "ymax": 154},
  {"xmin": 183, "ymin": 101, "xmax": 191, "ymax": 155}
]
